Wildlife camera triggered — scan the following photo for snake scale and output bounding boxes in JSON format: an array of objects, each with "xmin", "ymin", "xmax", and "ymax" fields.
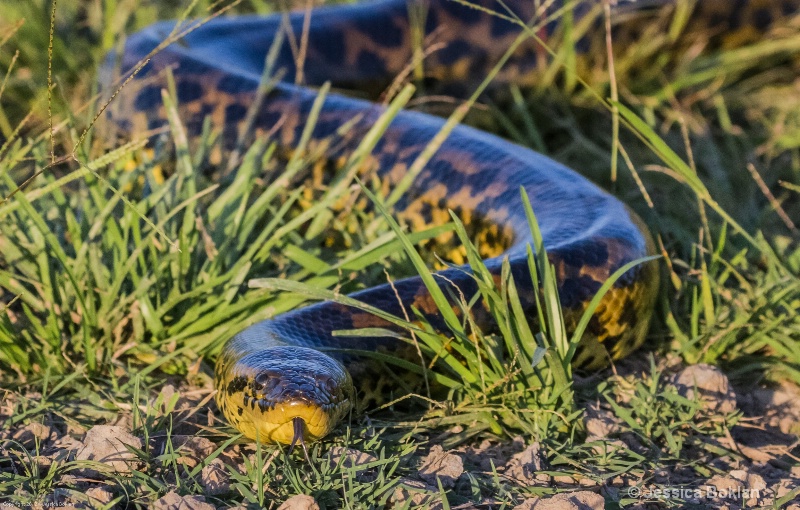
[{"xmin": 108, "ymin": 0, "xmax": 797, "ymax": 444}]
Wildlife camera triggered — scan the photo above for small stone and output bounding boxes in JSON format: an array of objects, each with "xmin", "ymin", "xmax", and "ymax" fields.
[
  {"xmin": 417, "ymin": 445, "xmax": 463, "ymax": 489},
  {"xmin": 730, "ymin": 471, "xmax": 766, "ymax": 506},
  {"xmin": 391, "ymin": 477, "xmax": 430, "ymax": 506},
  {"xmin": 672, "ymin": 364, "xmax": 736, "ymax": 414},
  {"xmin": 653, "ymin": 468, "xmax": 669, "ymax": 484},
  {"xmin": 391, "ymin": 478, "xmax": 441, "ymax": 509},
  {"xmin": 776, "ymin": 479, "xmax": 797, "ymax": 498},
  {"xmin": 201, "ymin": 458, "xmax": 230, "ymax": 496},
  {"xmin": 277, "ymin": 494, "xmax": 320, "ymax": 510},
  {"xmin": 513, "ymin": 491, "xmax": 605, "ymax": 509},
  {"xmin": 12, "ymin": 422, "xmax": 52, "ymax": 449},
  {"xmin": 328, "ymin": 447, "xmax": 378, "ymax": 473},
  {"xmin": 746, "ymin": 384, "xmax": 800, "ymax": 433},
  {"xmin": 175, "ymin": 436, "xmax": 216, "ymax": 468},
  {"xmin": 506, "ymin": 443, "xmax": 545, "ymax": 484},
  {"xmin": 553, "ymin": 475, "xmax": 576, "ymax": 485},
  {"xmin": 159, "ymin": 384, "xmax": 177, "ymax": 407},
  {"xmin": 585, "ymin": 436, "xmax": 627, "ymax": 456},
  {"xmin": 153, "ymin": 491, "xmax": 214, "ymax": 510},
  {"xmin": 744, "ymin": 472, "xmax": 766, "ymax": 492},
  {"xmin": 584, "ymin": 403, "xmax": 622, "ymax": 439},
  {"xmin": 32, "ymin": 455, "xmax": 52, "ymax": 470},
  {"xmin": 705, "ymin": 473, "xmax": 747, "ymax": 505},
  {"xmin": 50, "ymin": 434, "xmax": 83, "ymax": 457},
  {"xmin": 75, "ymin": 425, "xmax": 143, "ymax": 475},
  {"xmin": 85, "ymin": 487, "xmax": 114, "ymax": 505}
]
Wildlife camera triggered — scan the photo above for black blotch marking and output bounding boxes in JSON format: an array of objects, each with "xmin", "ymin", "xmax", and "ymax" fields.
[
  {"xmin": 115, "ymin": 119, "xmax": 132, "ymax": 132},
  {"xmin": 260, "ymin": 107, "xmax": 286, "ymax": 131},
  {"xmin": 227, "ymin": 376, "xmax": 249, "ymax": 395},
  {"xmin": 419, "ymin": 201, "xmax": 434, "ymax": 224},
  {"xmin": 728, "ymin": 0, "xmax": 748, "ymax": 30},
  {"xmin": 559, "ymin": 275, "xmax": 602, "ymax": 309},
  {"xmin": 424, "ymin": 7, "xmax": 439, "ymax": 33},
  {"xmin": 437, "ymin": 39, "xmax": 472, "ymax": 66},
  {"xmin": 147, "ymin": 118, "xmax": 167, "ymax": 132},
  {"xmin": 314, "ymin": 29, "xmax": 346, "ymax": 64},
  {"xmin": 353, "ymin": 14, "xmax": 404, "ymax": 47},
  {"xmin": 176, "ymin": 58, "xmax": 209, "ymax": 75},
  {"xmin": 176, "ymin": 80, "xmax": 203, "ymax": 103},
  {"xmin": 185, "ymin": 103, "xmax": 215, "ymax": 136},
  {"xmin": 603, "ymin": 333, "xmax": 624, "ymax": 351},
  {"xmin": 625, "ymin": 27, "xmax": 643, "ymax": 43},
  {"xmin": 225, "ymin": 103, "xmax": 248, "ymax": 124},
  {"xmin": 490, "ymin": 15, "xmax": 519, "ymax": 38},
  {"xmin": 752, "ymin": 7, "xmax": 773, "ymax": 30},
  {"xmin": 617, "ymin": 301, "xmax": 638, "ymax": 327},
  {"xmin": 586, "ymin": 315, "xmax": 605, "ymax": 337},
  {"xmin": 467, "ymin": 47, "xmax": 490, "ymax": 77},
  {"xmin": 437, "ymin": 82, "xmax": 469, "ymax": 98},
  {"xmin": 377, "ymin": 157, "xmax": 402, "ymax": 181},
  {"xmin": 708, "ymin": 13, "xmax": 727, "ymax": 27},
  {"xmin": 134, "ymin": 85, "xmax": 162, "ymax": 111},
  {"xmin": 418, "ymin": 159, "xmax": 463, "ymax": 194},
  {"xmin": 440, "ymin": 1, "xmax": 482, "ymax": 25},
  {"xmin": 574, "ymin": 33, "xmax": 591, "ymax": 54},
  {"xmin": 560, "ymin": 241, "xmax": 609, "ymax": 268},
  {"xmin": 217, "ymin": 74, "xmax": 257, "ymax": 94},
  {"xmin": 506, "ymin": 46, "xmax": 540, "ymax": 77},
  {"xmin": 356, "ymin": 50, "xmax": 388, "ymax": 76},
  {"xmin": 573, "ymin": 342, "xmax": 586, "ymax": 360},
  {"xmin": 312, "ymin": 118, "xmax": 342, "ymax": 138},
  {"xmin": 396, "ymin": 128, "xmax": 425, "ymax": 153}
]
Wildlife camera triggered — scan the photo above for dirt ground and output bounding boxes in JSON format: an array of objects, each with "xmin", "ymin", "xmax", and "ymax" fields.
[{"xmin": 2, "ymin": 355, "xmax": 799, "ymax": 509}]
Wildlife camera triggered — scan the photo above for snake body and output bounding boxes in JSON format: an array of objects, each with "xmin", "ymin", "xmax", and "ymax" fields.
[{"xmin": 109, "ymin": 0, "xmax": 797, "ymax": 444}]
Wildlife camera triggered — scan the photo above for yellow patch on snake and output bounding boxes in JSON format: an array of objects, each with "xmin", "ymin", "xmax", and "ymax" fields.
[{"xmin": 236, "ymin": 402, "xmax": 333, "ymax": 443}]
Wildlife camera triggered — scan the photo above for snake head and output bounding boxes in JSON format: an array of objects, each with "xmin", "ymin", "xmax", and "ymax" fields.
[{"xmin": 216, "ymin": 345, "xmax": 353, "ymax": 444}]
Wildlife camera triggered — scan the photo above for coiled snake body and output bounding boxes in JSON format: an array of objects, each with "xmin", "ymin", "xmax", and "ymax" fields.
[{"xmin": 110, "ymin": 0, "xmax": 796, "ymax": 444}]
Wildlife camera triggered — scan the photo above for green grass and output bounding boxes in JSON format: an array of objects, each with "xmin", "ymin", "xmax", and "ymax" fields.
[{"xmin": 1, "ymin": 0, "xmax": 800, "ymax": 508}]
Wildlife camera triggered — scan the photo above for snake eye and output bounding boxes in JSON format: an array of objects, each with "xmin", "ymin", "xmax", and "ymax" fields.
[
  {"xmin": 320, "ymin": 377, "xmax": 337, "ymax": 395},
  {"xmin": 254, "ymin": 372, "xmax": 279, "ymax": 392}
]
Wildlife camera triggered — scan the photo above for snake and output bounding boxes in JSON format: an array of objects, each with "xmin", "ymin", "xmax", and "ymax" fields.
[{"xmin": 106, "ymin": 0, "xmax": 797, "ymax": 445}]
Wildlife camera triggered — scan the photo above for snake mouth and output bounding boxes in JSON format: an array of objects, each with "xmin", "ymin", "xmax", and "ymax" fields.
[{"xmin": 237, "ymin": 393, "xmax": 341, "ymax": 443}]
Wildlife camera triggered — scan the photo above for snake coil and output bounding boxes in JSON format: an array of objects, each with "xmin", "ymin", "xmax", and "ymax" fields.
[{"xmin": 108, "ymin": 0, "xmax": 795, "ymax": 444}]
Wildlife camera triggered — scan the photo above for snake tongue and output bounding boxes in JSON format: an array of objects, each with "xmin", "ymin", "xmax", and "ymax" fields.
[{"xmin": 288, "ymin": 416, "xmax": 310, "ymax": 460}]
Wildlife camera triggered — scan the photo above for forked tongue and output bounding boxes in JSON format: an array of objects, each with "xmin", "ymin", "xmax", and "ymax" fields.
[{"xmin": 288, "ymin": 416, "xmax": 310, "ymax": 460}]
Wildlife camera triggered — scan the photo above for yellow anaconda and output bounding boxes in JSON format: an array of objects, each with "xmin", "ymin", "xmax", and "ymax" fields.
[{"xmin": 107, "ymin": 0, "xmax": 798, "ymax": 444}]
